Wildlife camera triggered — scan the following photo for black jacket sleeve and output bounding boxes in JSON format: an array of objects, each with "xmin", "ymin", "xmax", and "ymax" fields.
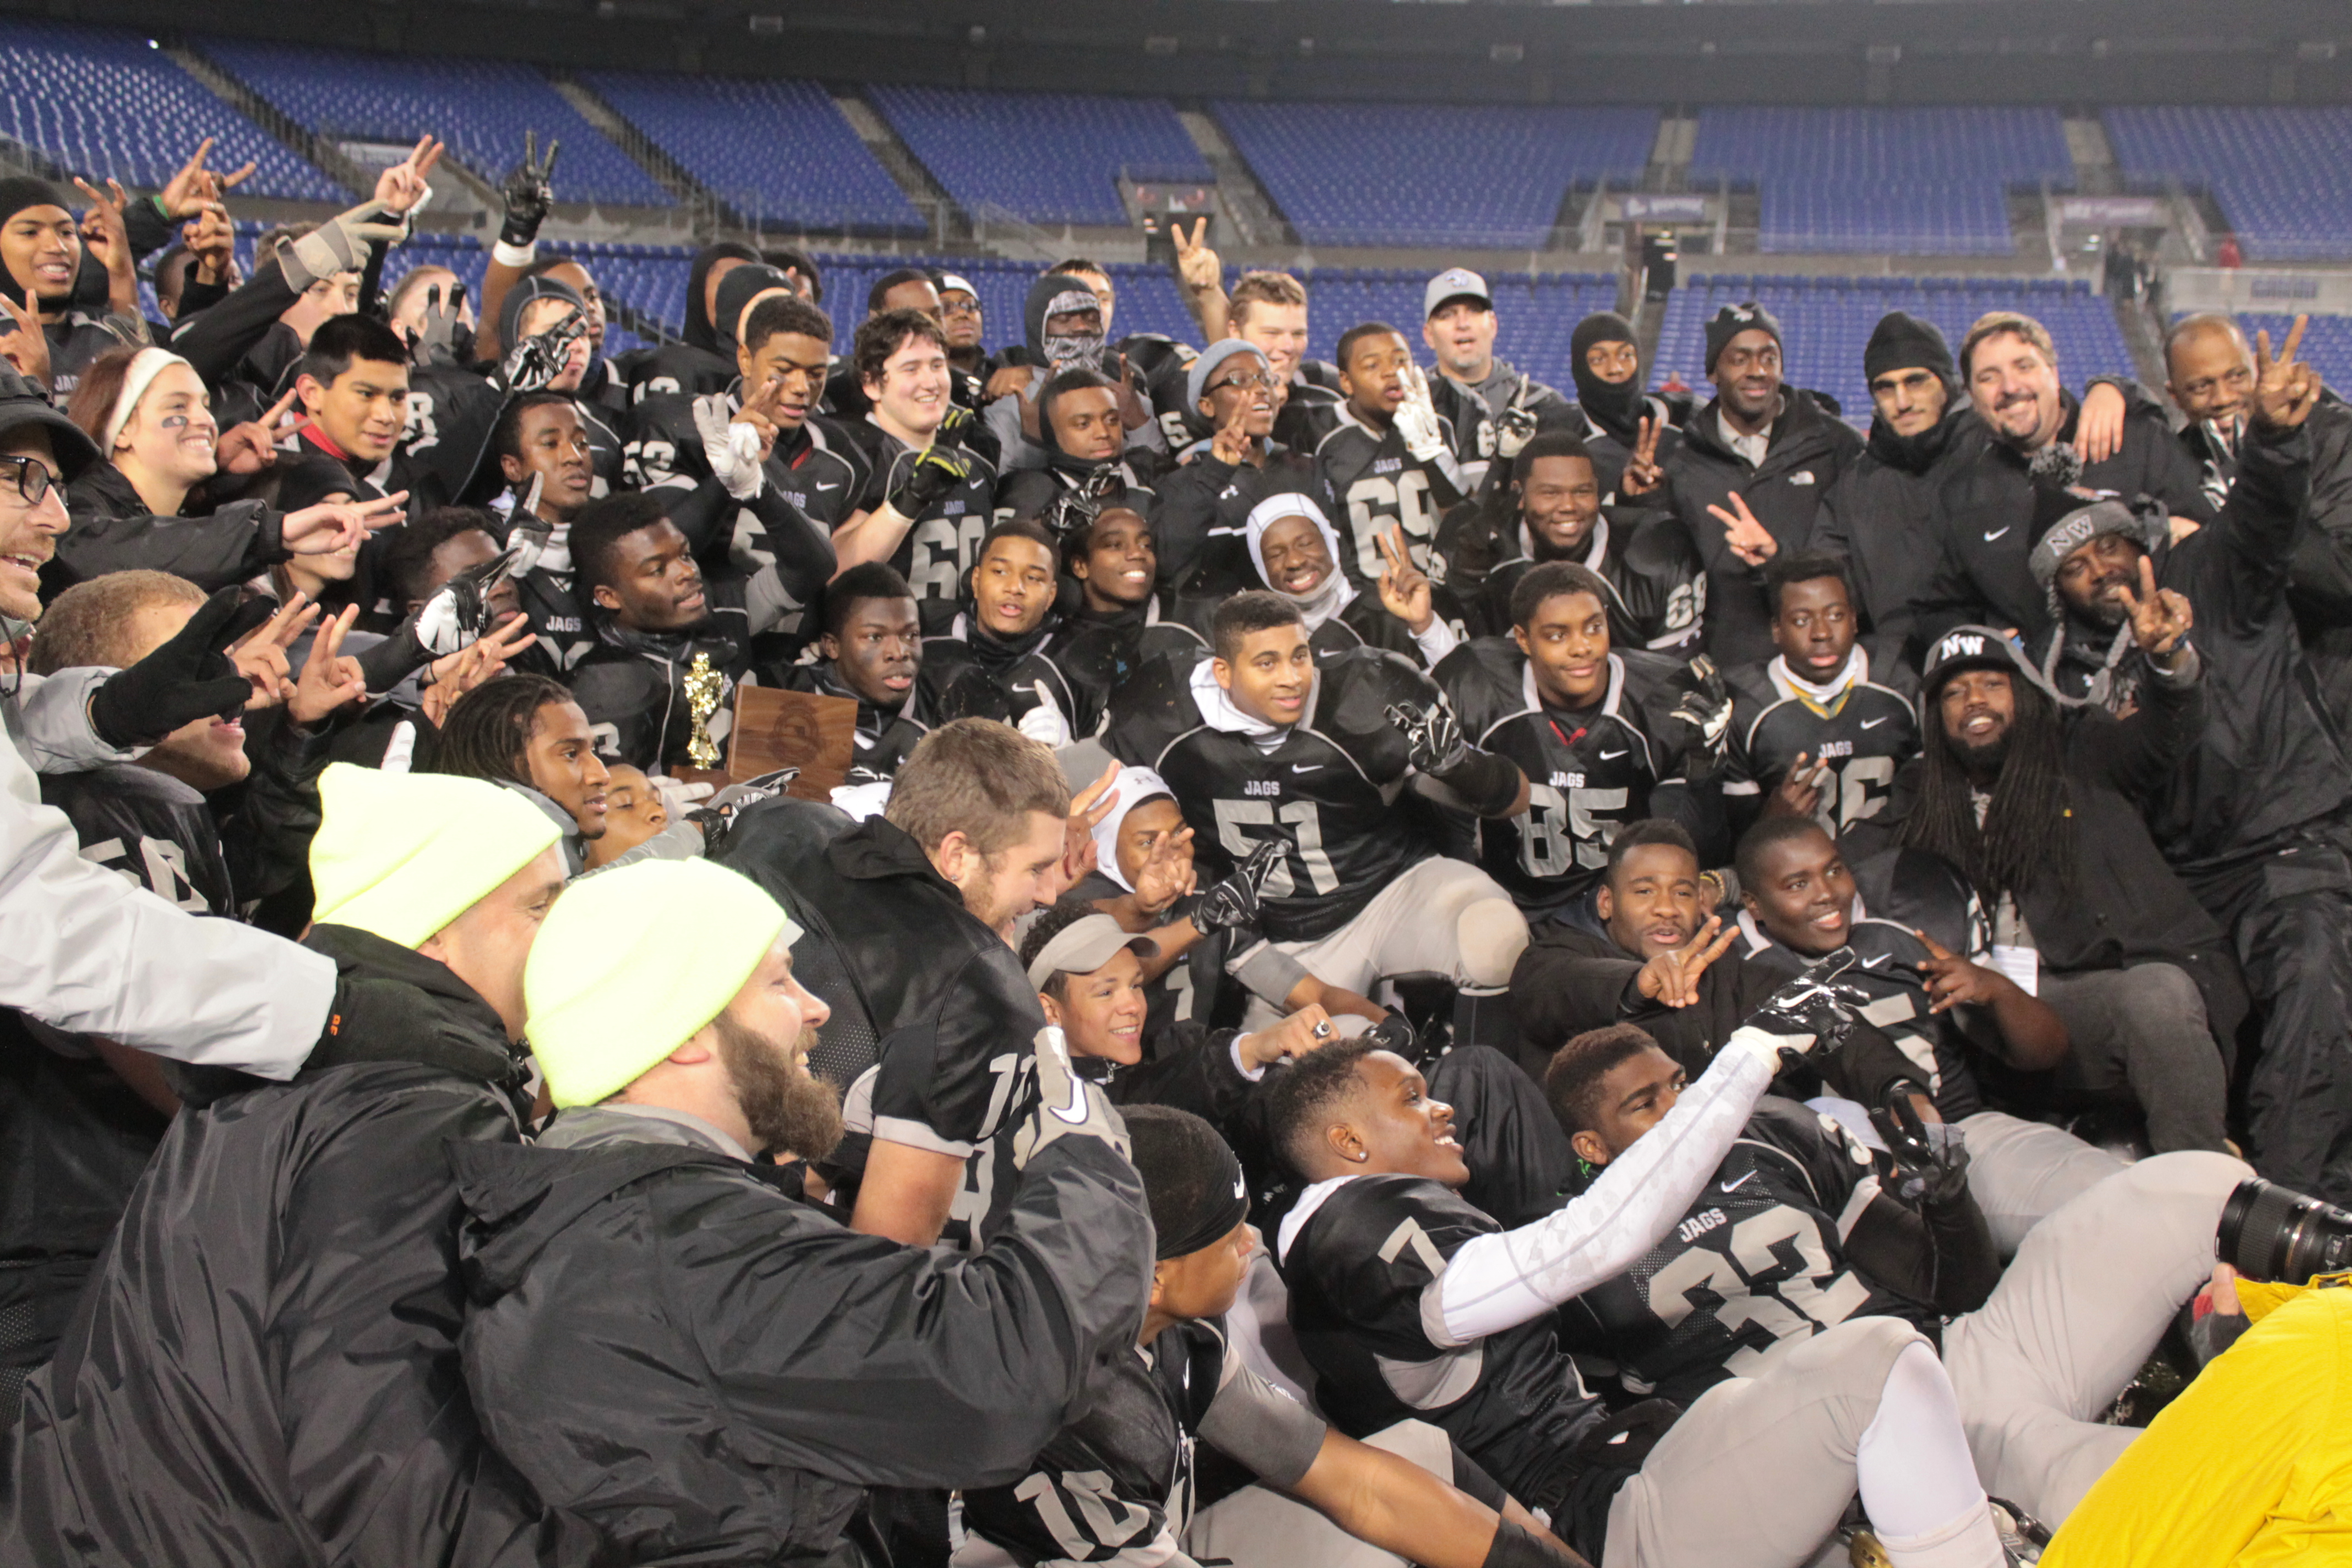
[
  {"xmin": 55, "ymin": 496, "xmax": 287, "ymax": 591},
  {"xmin": 2209, "ymin": 421, "xmax": 2312, "ymax": 631},
  {"xmin": 657, "ymin": 1135, "xmax": 1153, "ymax": 1488},
  {"xmin": 170, "ymin": 254, "xmax": 302, "ymax": 390},
  {"xmin": 2072, "ymin": 654, "xmax": 2205, "ymax": 803},
  {"xmin": 220, "ymin": 713, "xmax": 335, "ymax": 919},
  {"xmin": 1841, "ymin": 1175, "xmax": 2001, "ymax": 1317},
  {"xmin": 1104, "ymin": 1022, "xmax": 1257, "ymax": 1139}
]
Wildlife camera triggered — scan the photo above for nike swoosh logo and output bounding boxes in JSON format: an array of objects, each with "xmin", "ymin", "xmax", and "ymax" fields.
[
  {"xmin": 1720, "ymin": 1170, "xmax": 1758, "ymax": 1194},
  {"xmin": 1862, "ymin": 952, "xmax": 1891, "ymax": 968},
  {"xmin": 1859, "ymin": 716, "xmax": 1888, "ymax": 729},
  {"xmin": 1291, "ymin": 764, "xmax": 1320, "ymax": 774},
  {"xmin": 1599, "ymin": 748, "xmax": 1628, "ymax": 760},
  {"xmin": 1232, "ymin": 1173, "xmax": 1248, "ymax": 1199},
  {"xmin": 1983, "ymin": 526, "xmax": 2011, "ymax": 542},
  {"xmin": 815, "ymin": 482, "xmax": 840, "ymax": 491}
]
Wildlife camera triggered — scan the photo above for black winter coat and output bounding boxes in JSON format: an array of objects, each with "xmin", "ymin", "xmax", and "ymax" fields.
[
  {"xmin": 1915, "ymin": 393, "xmax": 2217, "ymax": 649},
  {"xmin": 448, "ymin": 1108, "xmax": 1153, "ymax": 1566},
  {"xmin": 1661, "ymin": 390, "xmax": 1864, "ymax": 666},
  {"xmin": 1814, "ymin": 408, "xmax": 1989, "ymax": 673},
  {"xmin": 4, "ymin": 924, "xmax": 597, "ymax": 1567}
]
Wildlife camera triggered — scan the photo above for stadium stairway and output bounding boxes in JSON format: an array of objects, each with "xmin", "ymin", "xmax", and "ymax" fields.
[{"xmin": 548, "ymin": 75, "xmax": 718, "ymax": 227}]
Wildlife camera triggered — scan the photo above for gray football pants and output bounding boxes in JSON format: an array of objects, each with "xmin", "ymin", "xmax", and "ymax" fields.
[{"xmin": 1940, "ymin": 1148, "xmax": 2248, "ymax": 1525}]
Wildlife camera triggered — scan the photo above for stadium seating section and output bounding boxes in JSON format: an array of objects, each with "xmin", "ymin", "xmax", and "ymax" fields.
[
  {"xmin": 579, "ymin": 74, "xmax": 921, "ymax": 235},
  {"xmin": 1212, "ymin": 102, "xmax": 1656, "ymax": 248},
  {"xmin": 867, "ymin": 88, "xmax": 1208, "ymax": 228},
  {"xmin": 1690, "ymin": 107, "xmax": 2071, "ymax": 256},
  {"xmin": 1654, "ymin": 275, "xmax": 2136, "ymax": 427},
  {"xmin": 2106, "ymin": 106, "xmax": 2352, "ymax": 263},
  {"xmin": 2219, "ymin": 312, "xmax": 2352, "ymax": 400},
  {"xmin": 199, "ymin": 38, "xmax": 671, "ymax": 209},
  {"xmin": 0, "ymin": 22, "xmax": 341, "ymax": 203}
]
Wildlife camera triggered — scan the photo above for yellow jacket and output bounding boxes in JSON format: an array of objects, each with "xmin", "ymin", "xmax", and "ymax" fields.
[{"xmin": 2043, "ymin": 1282, "xmax": 2352, "ymax": 1566}]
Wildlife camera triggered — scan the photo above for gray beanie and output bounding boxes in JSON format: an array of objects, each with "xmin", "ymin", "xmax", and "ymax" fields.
[{"xmin": 1186, "ymin": 337, "xmax": 1271, "ymax": 412}]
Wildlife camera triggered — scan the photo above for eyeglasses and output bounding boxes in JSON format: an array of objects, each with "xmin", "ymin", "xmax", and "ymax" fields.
[
  {"xmin": 940, "ymin": 298, "xmax": 981, "ymax": 318},
  {"xmin": 0, "ymin": 454, "xmax": 55, "ymax": 507},
  {"xmin": 1211, "ymin": 371, "xmax": 1277, "ymax": 393}
]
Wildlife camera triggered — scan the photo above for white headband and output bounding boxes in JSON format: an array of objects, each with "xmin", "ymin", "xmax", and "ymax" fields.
[{"xmin": 102, "ymin": 347, "xmax": 195, "ymax": 457}]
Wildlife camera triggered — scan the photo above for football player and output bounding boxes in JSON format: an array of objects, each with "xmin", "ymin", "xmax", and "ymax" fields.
[
  {"xmin": 1436, "ymin": 562, "xmax": 1728, "ymax": 918},
  {"xmin": 1267, "ymin": 1011, "xmax": 2019, "ymax": 1568},
  {"xmin": 1550, "ymin": 1021, "xmax": 2253, "ymax": 1529},
  {"xmin": 1103, "ymin": 591, "xmax": 1529, "ymax": 1043},
  {"xmin": 1719, "ymin": 553, "xmax": 1919, "ymax": 846},
  {"xmin": 1315, "ymin": 323, "xmax": 1469, "ymax": 590},
  {"xmin": 832, "ymin": 308, "xmax": 998, "ymax": 605}
]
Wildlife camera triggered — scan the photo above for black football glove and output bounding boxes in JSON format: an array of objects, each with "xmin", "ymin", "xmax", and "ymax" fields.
[
  {"xmin": 415, "ymin": 547, "xmax": 521, "ymax": 657},
  {"xmin": 89, "ymin": 587, "xmax": 271, "ymax": 748},
  {"xmin": 888, "ymin": 444, "xmax": 971, "ymax": 517},
  {"xmin": 502, "ymin": 306, "xmax": 588, "ymax": 393},
  {"xmin": 1494, "ymin": 374, "xmax": 1542, "ymax": 460},
  {"xmin": 934, "ymin": 401, "xmax": 975, "ymax": 449},
  {"xmin": 498, "ymin": 130, "xmax": 560, "ymax": 249},
  {"xmin": 1746, "ymin": 952, "xmax": 1872, "ymax": 1066},
  {"xmin": 1384, "ymin": 700, "xmax": 1470, "ymax": 775},
  {"xmin": 1668, "ymin": 654, "xmax": 1734, "ymax": 773},
  {"xmin": 1881, "ymin": 1087, "xmax": 1974, "ymax": 1206},
  {"xmin": 407, "ymin": 282, "xmax": 471, "ymax": 369},
  {"xmin": 1194, "ymin": 837, "xmax": 1283, "ymax": 935}
]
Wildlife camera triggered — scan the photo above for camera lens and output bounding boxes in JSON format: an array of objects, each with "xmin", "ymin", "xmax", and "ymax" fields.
[{"xmin": 2218, "ymin": 1177, "xmax": 2352, "ymax": 1283}]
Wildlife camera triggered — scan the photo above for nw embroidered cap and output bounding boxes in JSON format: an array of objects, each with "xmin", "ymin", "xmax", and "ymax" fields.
[
  {"xmin": 1424, "ymin": 268, "xmax": 1492, "ymax": 320},
  {"xmin": 1705, "ymin": 301, "xmax": 1783, "ymax": 377}
]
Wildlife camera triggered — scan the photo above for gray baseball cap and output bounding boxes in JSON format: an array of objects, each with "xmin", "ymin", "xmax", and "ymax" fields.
[
  {"xmin": 1025, "ymin": 913, "xmax": 1159, "ymax": 990},
  {"xmin": 1424, "ymin": 268, "xmax": 1492, "ymax": 319}
]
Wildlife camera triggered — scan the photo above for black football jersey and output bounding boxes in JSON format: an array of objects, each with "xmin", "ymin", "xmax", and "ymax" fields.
[
  {"xmin": 41, "ymin": 765, "xmax": 233, "ymax": 915},
  {"xmin": 1102, "ymin": 646, "xmax": 1438, "ymax": 942},
  {"xmin": 1733, "ymin": 913, "xmax": 1985, "ymax": 1120},
  {"xmin": 1474, "ymin": 507, "xmax": 1707, "ymax": 652},
  {"xmin": 1721, "ymin": 653, "xmax": 1918, "ymax": 836},
  {"xmin": 995, "ymin": 460, "xmax": 1157, "ymax": 532},
  {"xmin": 1119, "ymin": 331, "xmax": 1205, "ymax": 453},
  {"xmin": 843, "ymin": 419, "xmax": 1002, "ymax": 603},
  {"xmin": 960, "ymin": 1318, "xmax": 1325, "ymax": 1568},
  {"xmin": 1279, "ymin": 1174, "xmax": 1607, "ymax": 1517},
  {"xmin": 1558, "ymin": 1098, "xmax": 1932, "ymax": 1406},
  {"xmin": 1435, "ymin": 641, "xmax": 1707, "ymax": 913},
  {"xmin": 1313, "ymin": 410, "xmax": 1469, "ymax": 591}
]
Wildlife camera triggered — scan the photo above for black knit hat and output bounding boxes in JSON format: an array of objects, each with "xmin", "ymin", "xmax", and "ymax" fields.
[
  {"xmin": 0, "ymin": 360, "xmax": 99, "ymax": 480},
  {"xmin": 1125, "ymin": 1104, "xmax": 1250, "ymax": 1261},
  {"xmin": 1704, "ymin": 301, "xmax": 1782, "ymax": 377},
  {"xmin": 1864, "ymin": 312, "xmax": 1957, "ymax": 385}
]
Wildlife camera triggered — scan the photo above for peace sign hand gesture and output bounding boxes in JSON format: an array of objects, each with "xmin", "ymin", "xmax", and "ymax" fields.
[
  {"xmin": 1374, "ymin": 524, "xmax": 1436, "ymax": 635},
  {"xmin": 1706, "ymin": 490, "xmax": 1777, "ymax": 567},
  {"xmin": 1172, "ymin": 217, "xmax": 1221, "ymax": 297},
  {"xmin": 2116, "ymin": 554, "xmax": 2195, "ymax": 665},
  {"xmin": 1635, "ymin": 913, "xmax": 1740, "ymax": 1009},
  {"xmin": 1619, "ymin": 414, "xmax": 1664, "ymax": 496},
  {"xmin": 2250, "ymin": 314, "xmax": 2321, "ymax": 435},
  {"xmin": 1913, "ymin": 928, "xmax": 2008, "ymax": 1015}
]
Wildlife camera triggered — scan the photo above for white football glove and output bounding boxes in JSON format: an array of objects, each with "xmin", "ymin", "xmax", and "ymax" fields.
[
  {"xmin": 1016, "ymin": 682, "xmax": 1072, "ymax": 749},
  {"xmin": 1393, "ymin": 362, "xmax": 1447, "ymax": 463},
  {"xmin": 692, "ymin": 395, "xmax": 765, "ymax": 501}
]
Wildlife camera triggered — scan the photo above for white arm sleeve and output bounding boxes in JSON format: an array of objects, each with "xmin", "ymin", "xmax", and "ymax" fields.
[
  {"xmin": 1430, "ymin": 1036, "xmax": 1780, "ymax": 1345},
  {"xmin": 0, "ymin": 705, "xmax": 333, "ymax": 1079}
]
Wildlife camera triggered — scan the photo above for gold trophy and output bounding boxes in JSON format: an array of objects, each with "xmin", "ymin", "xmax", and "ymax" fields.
[{"xmin": 683, "ymin": 652, "xmax": 724, "ymax": 771}]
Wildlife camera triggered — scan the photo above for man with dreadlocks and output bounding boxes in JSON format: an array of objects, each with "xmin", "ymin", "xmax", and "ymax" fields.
[
  {"xmin": 1886, "ymin": 620, "xmax": 2239, "ymax": 1157},
  {"xmin": 2024, "ymin": 318, "xmax": 2352, "ymax": 1201}
]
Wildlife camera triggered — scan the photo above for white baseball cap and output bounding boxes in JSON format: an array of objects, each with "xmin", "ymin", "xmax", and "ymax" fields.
[{"xmin": 1424, "ymin": 268, "xmax": 1492, "ymax": 319}]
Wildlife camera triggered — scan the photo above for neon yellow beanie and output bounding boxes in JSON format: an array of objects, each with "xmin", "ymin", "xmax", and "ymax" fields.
[
  {"xmin": 525, "ymin": 858, "xmax": 801, "ymax": 1108},
  {"xmin": 309, "ymin": 764, "xmax": 563, "ymax": 949}
]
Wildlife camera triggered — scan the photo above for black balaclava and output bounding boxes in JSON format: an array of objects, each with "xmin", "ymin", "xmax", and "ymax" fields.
[
  {"xmin": 1861, "ymin": 312, "xmax": 1966, "ymax": 475},
  {"xmin": 497, "ymin": 274, "xmax": 586, "ymax": 357},
  {"xmin": 0, "ymin": 177, "xmax": 74, "ymax": 311},
  {"xmin": 682, "ymin": 242, "xmax": 762, "ymax": 353},
  {"xmin": 711, "ymin": 263, "xmax": 792, "ymax": 359},
  {"xmin": 1023, "ymin": 273, "xmax": 1104, "ymax": 371},
  {"xmin": 1569, "ymin": 311, "xmax": 1645, "ymax": 446}
]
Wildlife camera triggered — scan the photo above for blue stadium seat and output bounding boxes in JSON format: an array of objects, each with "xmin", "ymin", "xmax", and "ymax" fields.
[
  {"xmin": 0, "ymin": 21, "xmax": 340, "ymax": 203},
  {"xmin": 867, "ymin": 88, "xmax": 1207, "ymax": 227},
  {"xmin": 581, "ymin": 73, "xmax": 921, "ymax": 235},
  {"xmin": 1211, "ymin": 102, "xmax": 1656, "ymax": 249},
  {"xmin": 1653, "ymin": 276, "xmax": 2136, "ymax": 427},
  {"xmin": 1690, "ymin": 107, "xmax": 2071, "ymax": 256},
  {"xmin": 2106, "ymin": 107, "xmax": 2352, "ymax": 262},
  {"xmin": 201, "ymin": 38, "xmax": 671, "ymax": 209}
]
